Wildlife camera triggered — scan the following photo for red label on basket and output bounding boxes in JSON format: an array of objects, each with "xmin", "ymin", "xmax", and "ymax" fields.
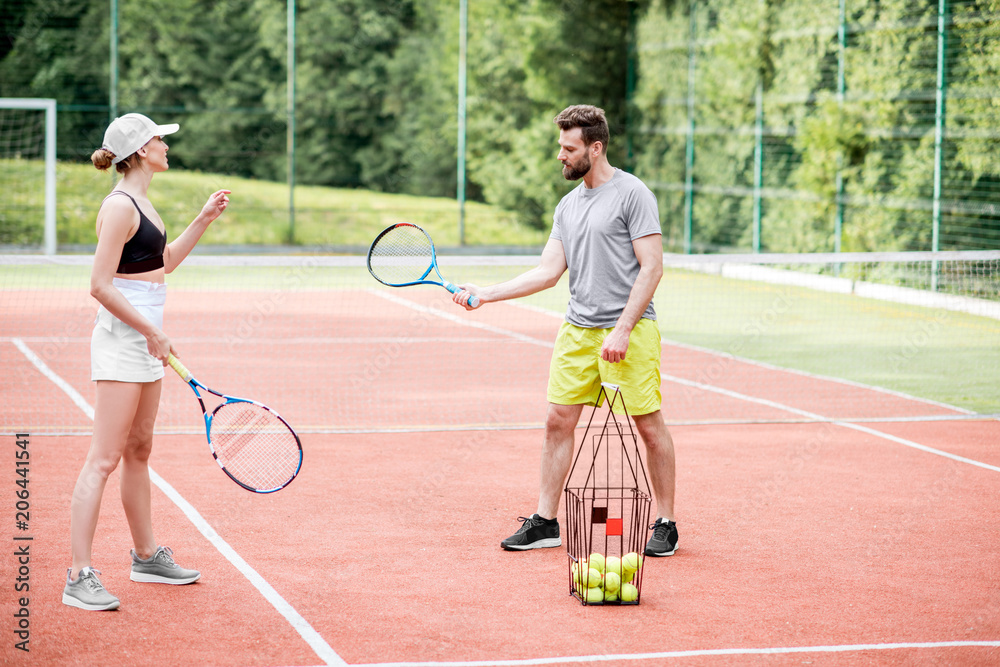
[{"xmin": 606, "ymin": 518, "xmax": 623, "ymax": 536}]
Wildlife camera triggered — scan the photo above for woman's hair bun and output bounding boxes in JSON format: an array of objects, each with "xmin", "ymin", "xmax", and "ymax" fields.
[{"xmin": 91, "ymin": 147, "xmax": 116, "ymax": 171}]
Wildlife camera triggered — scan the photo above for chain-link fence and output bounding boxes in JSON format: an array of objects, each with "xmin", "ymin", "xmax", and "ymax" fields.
[
  {"xmin": 3, "ymin": 0, "xmax": 1000, "ymax": 252},
  {"xmin": 629, "ymin": 0, "xmax": 1000, "ymax": 253}
]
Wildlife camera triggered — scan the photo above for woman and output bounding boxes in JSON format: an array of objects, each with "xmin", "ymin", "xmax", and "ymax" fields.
[{"xmin": 63, "ymin": 113, "xmax": 230, "ymax": 611}]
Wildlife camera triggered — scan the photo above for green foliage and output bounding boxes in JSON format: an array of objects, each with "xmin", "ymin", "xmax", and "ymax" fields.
[
  {"xmin": 0, "ymin": 159, "xmax": 547, "ymax": 247},
  {"xmin": 630, "ymin": 0, "xmax": 1000, "ymax": 252},
  {"xmin": 357, "ymin": 0, "xmax": 458, "ymax": 197},
  {"xmin": 462, "ymin": 0, "xmax": 639, "ymax": 229},
  {"xmin": 2, "ymin": 0, "xmax": 999, "ymax": 249}
]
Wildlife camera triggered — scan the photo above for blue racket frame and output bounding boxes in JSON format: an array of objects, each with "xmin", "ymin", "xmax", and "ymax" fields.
[
  {"xmin": 367, "ymin": 222, "xmax": 480, "ymax": 307},
  {"xmin": 167, "ymin": 354, "xmax": 303, "ymax": 494}
]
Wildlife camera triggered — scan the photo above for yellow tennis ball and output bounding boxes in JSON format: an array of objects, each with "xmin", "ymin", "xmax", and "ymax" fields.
[
  {"xmin": 603, "ymin": 589, "xmax": 619, "ymax": 602},
  {"xmin": 584, "ymin": 567, "xmax": 603, "ymax": 588},
  {"xmin": 604, "ymin": 555, "xmax": 622, "ymax": 578},
  {"xmin": 622, "ymin": 569, "xmax": 635, "ymax": 584},
  {"xmin": 622, "ymin": 552, "xmax": 643, "ymax": 573},
  {"xmin": 588, "ymin": 552, "xmax": 606, "ymax": 573},
  {"xmin": 603, "ymin": 571, "xmax": 621, "ymax": 594},
  {"xmin": 584, "ymin": 586, "xmax": 605, "ymax": 603},
  {"xmin": 619, "ymin": 582, "xmax": 639, "ymax": 602},
  {"xmin": 572, "ymin": 560, "xmax": 589, "ymax": 584}
]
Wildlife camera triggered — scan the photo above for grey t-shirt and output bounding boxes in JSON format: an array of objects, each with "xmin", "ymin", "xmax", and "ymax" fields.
[{"xmin": 549, "ymin": 168, "xmax": 661, "ymax": 328}]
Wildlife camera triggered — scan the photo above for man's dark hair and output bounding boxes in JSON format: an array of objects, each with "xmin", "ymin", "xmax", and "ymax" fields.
[{"xmin": 554, "ymin": 105, "xmax": 610, "ymax": 153}]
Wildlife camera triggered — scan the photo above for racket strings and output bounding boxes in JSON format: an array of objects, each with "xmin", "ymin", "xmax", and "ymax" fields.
[
  {"xmin": 210, "ymin": 402, "xmax": 300, "ymax": 491},
  {"xmin": 368, "ymin": 225, "xmax": 435, "ymax": 285}
]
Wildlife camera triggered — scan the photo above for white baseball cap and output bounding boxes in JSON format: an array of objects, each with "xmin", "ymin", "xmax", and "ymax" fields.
[{"xmin": 102, "ymin": 113, "xmax": 179, "ymax": 164}]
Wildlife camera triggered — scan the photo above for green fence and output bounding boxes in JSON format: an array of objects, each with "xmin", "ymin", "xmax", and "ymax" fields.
[
  {"xmin": 629, "ymin": 0, "xmax": 1000, "ymax": 253},
  {"xmin": 3, "ymin": 0, "xmax": 1000, "ymax": 252}
]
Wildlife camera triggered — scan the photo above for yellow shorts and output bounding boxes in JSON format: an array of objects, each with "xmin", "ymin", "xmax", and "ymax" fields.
[{"xmin": 547, "ymin": 319, "xmax": 662, "ymax": 416}]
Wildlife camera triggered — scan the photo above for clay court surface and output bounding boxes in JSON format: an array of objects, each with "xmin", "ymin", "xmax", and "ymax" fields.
[{"xmin": 2, "ymin": 286, "xmax": 999, "ymax": 666}]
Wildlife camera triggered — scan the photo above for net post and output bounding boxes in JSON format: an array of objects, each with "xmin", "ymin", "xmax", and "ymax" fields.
[
  {"xmin": 930, "ymin": 0, "xmax": 950, "ymax": 291},
  {"xmin": 44, "ymin": 98, "xmax": 56, "ymax": 256}
]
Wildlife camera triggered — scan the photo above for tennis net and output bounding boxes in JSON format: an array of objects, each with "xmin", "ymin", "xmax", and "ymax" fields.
[{"xmin": 2, "ymin": 251, "xmax": 998, "ymax": 436}]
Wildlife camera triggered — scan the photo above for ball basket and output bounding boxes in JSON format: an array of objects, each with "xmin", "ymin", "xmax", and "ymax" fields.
[{"xmin": 564, "ymin": 383, "xmax": 652, "ymax": 605}]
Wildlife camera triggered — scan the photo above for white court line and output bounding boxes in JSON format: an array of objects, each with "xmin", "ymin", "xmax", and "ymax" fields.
[
  {"xmin": 349, "ymin": 640, "xmax": 1000, "ymax": 666},
  {"xmin": 16, "ymin": 301, "xmax": 999, "ymax": 666},
  {"xmin": 372, "ymin": 296, "xmax": 1000, "ymax": 475},
  {"xmin": 663, "ymin": 374, "xmax": 1000, "ymax": 473},
  {"xmin": 12, "ymin": 339, "xmax": 96, "ymax": 419},
  {"xmin": 371, "ymin": 290, "xmax": 553, "ymax": 349},
  {"xmin": 663, "ymin": 337, "xmax": 975, "ymax": 415},
  {"xmin": 518, "ymin": 300, "xmax": 976, "ymax": 415},
  {"xmin": 521, "ymin": 302, "xmax": 999, "ymax": 471},
  {"xmin": 3, "ymin": 335, "xmax": 520, "ymax": 345},
  {"xmin": 11, "ymin": 338, "xmax": 345, "ymax": 667}
]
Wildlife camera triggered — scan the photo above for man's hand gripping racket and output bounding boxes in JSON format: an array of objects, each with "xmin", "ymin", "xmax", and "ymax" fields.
[
  {"xmin": 167, "ymin": 354, "xmax": 302, "ymax": 494},
  {"xmin": 367, "ymin": 222, "xmax": 480, "ymax": 308}
]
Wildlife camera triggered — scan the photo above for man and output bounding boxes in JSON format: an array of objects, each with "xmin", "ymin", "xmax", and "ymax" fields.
[{"xmin": 452, "ymin": 104, "xmax": 677, "ymax": 558}]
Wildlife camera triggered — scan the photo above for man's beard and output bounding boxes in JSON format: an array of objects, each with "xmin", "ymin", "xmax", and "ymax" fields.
[{"xmin": 562, "ymin": 153, "xmax": 592, "ymax": 181}]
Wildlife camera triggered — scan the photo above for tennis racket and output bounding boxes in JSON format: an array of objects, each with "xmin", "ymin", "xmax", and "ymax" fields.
[
  {"xmin": 367, "ymin": 222, "xmax": 480, "ymax": 307},
  {"xmin": 167, "ymin": 354, "xmax": 302, "ymax": 494}
]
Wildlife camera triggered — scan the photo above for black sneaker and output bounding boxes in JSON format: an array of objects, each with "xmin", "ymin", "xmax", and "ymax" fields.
[
  {"xmin": 644, "ymin": 518, "xmax": 678, "ymax": 556},
  {"xmin": 500, "ymin": 514, "xmax": 561, "ymax": 551}
]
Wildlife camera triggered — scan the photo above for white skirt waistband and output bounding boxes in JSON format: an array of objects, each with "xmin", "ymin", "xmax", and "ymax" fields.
[{"xmin": 96, "ymin": 278, "xmax": 167, "ymax": 331}]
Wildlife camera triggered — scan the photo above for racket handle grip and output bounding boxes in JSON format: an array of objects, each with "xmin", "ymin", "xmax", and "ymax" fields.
[
  {"xmin": 167, "ymin": 354, "xmax": 192, "ymax": 381},
  {"xmin": 445, "ymin": 282, "xmax": 481, "ymax": 309}
]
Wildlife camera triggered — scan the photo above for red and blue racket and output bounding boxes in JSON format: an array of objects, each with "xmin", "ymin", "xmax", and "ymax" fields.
[{"xmin": 167, "ymin": 354, "xmax": 302, "ymax": 494}]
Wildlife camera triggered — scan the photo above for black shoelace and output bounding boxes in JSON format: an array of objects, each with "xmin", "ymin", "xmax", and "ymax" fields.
[
  {"xmin": 650, "ymin": 520, "xmax": 672, "ymax": 540},
  {"xmin": 516, "ymin": 515, "xmax": 544, "ymax": 533}
]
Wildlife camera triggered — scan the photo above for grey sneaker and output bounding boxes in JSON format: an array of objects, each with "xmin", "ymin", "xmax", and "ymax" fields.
[
  {"xmin": 130, "ymin": 546, "xmax": 200, "ymax": 584},
  {"xmin": 63, "ymin": 567, "xmax": 120, "ymax": 611}
]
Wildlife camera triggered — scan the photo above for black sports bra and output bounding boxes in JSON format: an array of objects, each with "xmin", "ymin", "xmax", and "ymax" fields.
[{"xmin": 104, "ymin": 192, "xmax": 167, "ymax": 274}]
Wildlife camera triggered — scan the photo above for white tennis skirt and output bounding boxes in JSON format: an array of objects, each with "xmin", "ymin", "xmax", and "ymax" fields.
[{"xmin": 91, "ymin": 278, "xmax": 167, "ymax": 383}]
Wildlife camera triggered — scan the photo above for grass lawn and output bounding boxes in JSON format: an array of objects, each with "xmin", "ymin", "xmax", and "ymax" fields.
[
  {"xmin": 3, "ymin": 159, "xmax": 998, "ymax": 415},
  {"xmin": 4, "ymin": 260, "xmax": 996, "ymax": 415},
  {"xmin": 1, "ymin": 159, "xmax": 548, "ymax": 248}
]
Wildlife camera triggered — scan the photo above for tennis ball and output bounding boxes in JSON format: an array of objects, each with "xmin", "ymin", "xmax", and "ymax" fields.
[
  {"xmin": 604, "ymin": 555, "xmax": 622, "ymax": 578},
  {"xmin": 622, "ymin": 569, "xmax": 635, "ymax": 584},
  {"xmin": 603, "ymin": 589, "xmax": 619, "ymax": 603},
  {"xmin": 603, "ymin": 571, "xmax": 621, "ymax": 594},
  {"xmin": 588, "ymin": 552, "xmax": 606, "ymax": 573},
  {"xmin": 583, "ymin": 567, "xmax": 603, "ymax": 588},
  {"xmin": 622, "ymin": 552, "xmax": 643, "ymax": 574},
  {"xmin": 619, "ymin": 582, "xmax": 639, "ymax": 602},
  {"xmin": 584, "ymin": 586, "xmax": 605, "ymax": 603}
]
